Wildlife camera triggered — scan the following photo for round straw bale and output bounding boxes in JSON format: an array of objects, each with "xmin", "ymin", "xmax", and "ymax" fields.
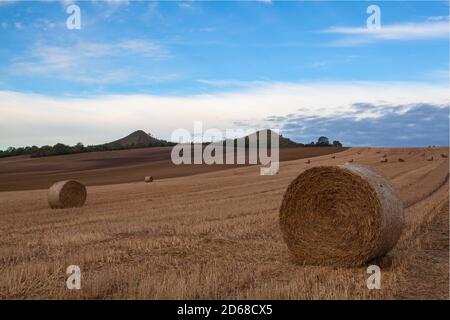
[
  {"xmin": 398, "ymin": 158, "xmax": 405, "ymax": 162},
  {"xmin": 145, "ymin": 176, "xmax": 154, "ymax": 183},
  {"xmin": 381, "ymin": 158, "xmax": 388, "ymax": 163},
  {"xmin": 427, "ymin": 156, "xmax": 434, "ymax": 161},
  {"xmin": 348, "ymin": 159, "xmax": 354, "ymax": 163},
  {"xmin": 441, "ymin": 153, "xmax": 448, "ymax": 158},
  {"xmin": 48, "ymin": 180, "xmax": 87, "ymax": 209},
  {"xmin": 305, "ymin": 159, "xmax": 310, "ymax": 164},
  {"xmin": 331, "ymin": 156, "xmax": 336, "ymax": 159},
  {"xmin": 279, "ymin": 164, "xmax": 404, "ymax": 267}
]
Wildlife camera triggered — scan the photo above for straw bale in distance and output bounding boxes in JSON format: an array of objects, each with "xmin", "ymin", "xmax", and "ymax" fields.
[
  {"xmin": 48, "ymin": 180, "xmax": 87, "ymax": 209},
  {"xmin": 279, "ymin": 164, "xmax": 404, "ymax": 267},
  {"xmin": 381, "ymin": 158, "xmax": 388, "ymax": 163},
  {"xmin": 427, "ymin": 156, "xmax": 434, "ymax": 161},
  {"xmin": 145, "ymin": 176, "xmax": 154, "ymax": 183},
  {"xmin": 441, "ymin": 154, "xmax": 448, "ymax": 158},
  {"xmin": 398, "ymin": 158, "xmax": 405, "ymax": 162}
]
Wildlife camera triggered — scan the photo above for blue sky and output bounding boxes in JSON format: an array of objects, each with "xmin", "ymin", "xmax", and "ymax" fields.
[{"xmin": 0, "ymin": 0, "xmax": 449, "ymax": 148}]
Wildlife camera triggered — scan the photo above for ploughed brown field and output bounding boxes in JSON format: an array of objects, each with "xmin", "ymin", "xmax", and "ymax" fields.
[
  {"xmin": 0, "ymin": 146, "xmax": 448, "ymax": 299},
  {"xmin": 0, "ymin": 146, "xmax": 345, "ymax": 191}
]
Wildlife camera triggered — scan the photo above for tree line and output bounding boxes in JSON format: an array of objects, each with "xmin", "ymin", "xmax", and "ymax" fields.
[
  {"xmin": 0, "ymin": 136, "xmax": 342, "ymax": 159},
  {"xmin": 0, "ymin": 142, "xmax": 169, "ymax": 158}
]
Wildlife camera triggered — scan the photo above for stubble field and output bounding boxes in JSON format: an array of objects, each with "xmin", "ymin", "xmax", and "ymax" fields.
[{"xmin": 0, "ymin": 147, "xmax": 448, "ymax": 299}]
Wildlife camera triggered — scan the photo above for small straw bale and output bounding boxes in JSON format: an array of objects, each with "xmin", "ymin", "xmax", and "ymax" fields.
[
  {"xmin": 398, "ymin": 158, "xmax": 405, "ymax": 162},
  {"xmin": 427, "ymin": 156, "xmax": 434, "ymax": 161},
  {"xmin": 305, "ymin": 159, "xmax": 310, "ymax": 164},
  {"xmin": 331, "ymin": 156, "xmax": 336, "ymax": 159},
  {"xmin": 279, "ymin": 164, "xmax": 404, "ymax": 267},
  {"xmin": 381, "ymin": 158, "xmax": 388, "ymax": 163},
  {"xmin": 48, "ymin": 180, "xmax": 87, "ymax": 209},
  {"xmin": 348, "ymin": 159, "xmax": 354, "ymax": 163},
  {"xmin": 145, "ymin": 176, "xmax": 154, "ymax": 183},
  {"xmin": 441, "ymin": 154, "xmax": 448, "ymax": 158}
]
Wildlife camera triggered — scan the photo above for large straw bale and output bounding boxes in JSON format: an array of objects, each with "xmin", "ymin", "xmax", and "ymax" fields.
[
  {"xmin": 48, "ymin": 180, "xmax": 87, "ymax": 209},
  {"xmin": 279, "ymin": 164, "xmax": 404, "ymax": 266}
]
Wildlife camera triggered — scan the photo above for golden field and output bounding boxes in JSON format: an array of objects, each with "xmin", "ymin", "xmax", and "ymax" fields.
[{"xmin": 0, "ymin": 147, "xmax": 448, "ymax": 299}]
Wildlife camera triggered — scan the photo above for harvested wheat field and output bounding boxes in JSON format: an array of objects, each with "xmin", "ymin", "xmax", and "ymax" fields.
[
  {"xmin": 0, "ymin": 147, "xmax": 448, "ymax": 299},
  {"xmin": 0, "ymin": 146, "xmax": 345, "ymax": 192}
]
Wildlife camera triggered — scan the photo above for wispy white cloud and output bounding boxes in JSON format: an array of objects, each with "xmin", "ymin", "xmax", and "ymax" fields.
[
  {"xmin": 0, "ymin": 81, "xmax": 448, "ymax": 147},
  {"xmin": 197, "ymin": 79, "xmax": 270, "ymax": 88},
  {"xmin": 325, "ymin": 20, "xmax": 449, "ymax": 46},
  {"xmin": 178, "ymin": 1, "xmax": 194, "ymax": 10},
  {"xmin": 10, "ymin": 40, "xmax": 170, "ymax": 84},
  {"xmin": 426, "ymin": 68, "xmax": 450, "ymax": 81},
  {"xmin": 0, "ymin": 0, "xmax": 17, "ymax": 6},
  {"xmin": 61, "ymin": 0, "xmax": 76, "ymax": 7},
  {"xmin": 91, "ymin": 0, "xmax": 130, "ymax": 18},
  {"xmin": 309, "ymin": 55, "xmax": 361, "ymax": 69},
  {"xmin": 427, "ymin": 15, "xmax": 450, "ymax": 21},
  {"xmin": 92, "ymin": 0, "xmax": 129, "ymax": 7}
]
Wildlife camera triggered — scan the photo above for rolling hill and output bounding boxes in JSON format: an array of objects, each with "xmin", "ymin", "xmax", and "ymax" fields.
[
  {"xmin": 103, "ymin": 130, "xmax": 175, "ymax": 149},
  {"xmin": 232, "ymin": 129, "xmax": 301, "ymax": 148}
]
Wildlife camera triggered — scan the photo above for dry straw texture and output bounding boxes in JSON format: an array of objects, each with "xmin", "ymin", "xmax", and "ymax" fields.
[
  {"xmin": 48, "ymin": 180, "xmax": 87, "ymax": 209},
  {"xmin": 145, "ymin": 176, "xmax": 154, "ymax": 183},
  {"xmin": 279, "ymin": 164, "xmax": 404, "ymax": 267}
]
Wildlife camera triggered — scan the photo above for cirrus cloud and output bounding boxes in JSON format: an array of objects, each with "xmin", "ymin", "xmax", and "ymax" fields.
[
  {"xmin": 324, "ymin": 19, "xmax": 449, "ymax": 46},
  {"xmin": 9, "ymin": 40, "xmax": 170, "ymax": 84}
]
